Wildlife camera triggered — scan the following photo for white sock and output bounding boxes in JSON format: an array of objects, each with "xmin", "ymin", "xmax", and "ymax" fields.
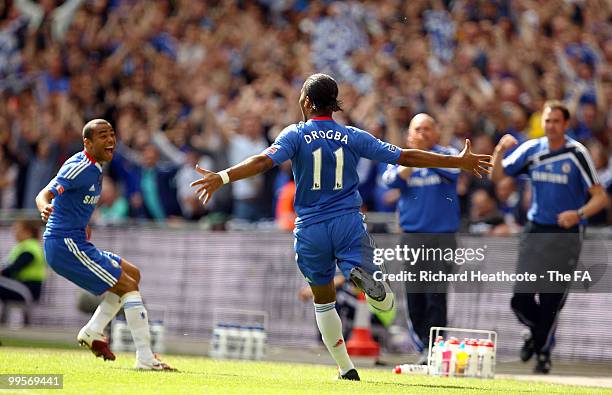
[
  {"xmin": 121, "ymin": 291, "xmax": 155, "ymax": 363},
  {"xmin": 84, "ymin": 292, "xmax": 122, "ymax": 334},
  {"xmin": 314, "ymin": 302, "xmax": 354, "ymax": 375},
  {"xmin": 367, "ymin": 281, "xmax": 395, "ymax": 312}
]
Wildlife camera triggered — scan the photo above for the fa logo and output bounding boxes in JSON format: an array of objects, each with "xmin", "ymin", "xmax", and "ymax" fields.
[
  {"xmin": 140, "ymin": 312, "xmax": 146, "ymax": 320},
  {"xmin": 562, "ymin": 162, "xmax": 571, "ymax": 173}
]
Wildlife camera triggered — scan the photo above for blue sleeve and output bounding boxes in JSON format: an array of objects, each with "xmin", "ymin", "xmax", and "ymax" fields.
[
  {"xmin": 350, "ymin": 127, "xmax": 401, "ymax": 164},
  {"xmin": 263, "ymin": 125, "xmax": 300, "ymax": 166},
  {"xmin": 429, "ymin": 147, "xmax": 460, "ymax": 182},
  {"xmin": 502, "ymin": 140, "xmax": 537, "ymax": 177},
  {"xmin": 381, "ymin": 165, "xmax": 406, "ymax": 189},
  {"xmin": 48, "ymin": 163, "xmax": 90, "ymax": 197}
]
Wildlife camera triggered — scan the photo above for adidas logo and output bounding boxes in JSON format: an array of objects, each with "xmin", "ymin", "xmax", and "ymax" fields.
[{"xmin": 89, "ymin": 185, "xmax": 95, "ymax": 192}]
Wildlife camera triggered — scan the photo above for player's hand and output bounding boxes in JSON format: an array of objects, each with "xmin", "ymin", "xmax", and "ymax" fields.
[
  {"xmin": 86, "ymin": 225, "xmax": 92, "ymax": 240},
  {"xmin": 40, "ymin": 203, "xmax": 54, "ymax": 223},
  {"xmin": 557, "ymin": 210, "xmax": 581, "ymax": 229},
  {"xmin": 459, "ymin": 139, "xmax": 493, "ymax": 178},
  {"xmin": 495, "ymin": 134, "xmax": 519, "ymax": 153},
  {"xmin": 190, "ymin": 165, "xmax": 223, "ymax": 205}
]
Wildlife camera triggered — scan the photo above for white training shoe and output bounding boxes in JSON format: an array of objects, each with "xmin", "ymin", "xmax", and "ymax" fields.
[{"xmin": 135, "ymin": 354, "xmax": 177, "ymax": 371}]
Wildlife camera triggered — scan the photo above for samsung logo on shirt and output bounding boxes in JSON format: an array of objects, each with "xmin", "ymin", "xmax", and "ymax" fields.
[
  {"xmin": 532, "ymin": 171, "xmax": 568, "ymax": 184},
  {"xmin": 83, "ymin": 195, "xmax": 100, "ymax": 205},
  {"xmin": 407, "ymin": 174, "xmax": 442, "ymax": 187},
  {"xmin": 304, "ymin": 130, "xmax": 349, "ymax": 144}
]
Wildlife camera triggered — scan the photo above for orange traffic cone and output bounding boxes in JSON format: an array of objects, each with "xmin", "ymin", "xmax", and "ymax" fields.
[{"xmin": 346, "ymin": 292, "xmax": 380, "ymax": 357}]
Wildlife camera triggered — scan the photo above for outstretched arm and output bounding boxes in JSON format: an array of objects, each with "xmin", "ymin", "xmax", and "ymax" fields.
[
  {"xmin": 397, "ymin": 139, "xmax": 492, "ymax": 178},
  {"xmin": 190, "ymin": 154, "xmax": 274, "ymax": 205}
]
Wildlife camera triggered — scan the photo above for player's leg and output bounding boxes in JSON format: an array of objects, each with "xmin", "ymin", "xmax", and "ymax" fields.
[
  {"xmin": 310, "ymin": 281, "xmax": 359, "ymax": 381},
  {"xmin": 406, "ymin": 292, "xmax": 426, "ymax": 345},
  {"xmin": 402, "ymin": 232, "xmax": 446, "ymax": 360},
  {"xmin": 295, "ymin": 222, "xmax": 358, "ymax": 380},
  {"xmin": 511, "ymin": 292, "xmax": 538, "ymax": 362},
  {"xmin": 80, "ymin": 254, "xmax": 142, "ymax": 345},
  {"xmin": 106, "ymin": 257, "xmax": 175, "ymax": 371},
  {"xmin": 80, "ymin": 252, "xmax": 126, "ymax": 337},
  {"xmin": 511, "ymin": 226, "xmax": 542, "ymax": 363},
  {"xmin": 47, "ymin": 238, "xmax": 174, "ymax": 370},
  {"xmin": 42, "ymin": 238, "xmax": 122, "ymax": 360},
  {"xmin": 531, "ymin": 232, "xmax": 579, "ymax": 373},
  {"xmin": 333, "ymin": 213, "xmax": 394, "ymax": 312},
  {"xmin": 421, "ymin": 233, "xmax": 453, "ymax": 359},
  {"xmin": 531, "ymin": 291, "xmax": 567, "ymax": 374}
]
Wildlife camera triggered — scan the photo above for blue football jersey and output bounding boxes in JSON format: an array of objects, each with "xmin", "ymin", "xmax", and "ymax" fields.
[
  {"xmin": 502, "ymin": 136, "xmax": 599, "ymax": 225},
  {"xmin": 264, "ymin": 117, "xmax": 401, "ymax": 228},
  {"xmin": 44, "ymin": 151, "xmax": 103, "ymax": 239},
  {"xmin": 383, "ymin": 145, "xmax": 461, "ymax": 233}
]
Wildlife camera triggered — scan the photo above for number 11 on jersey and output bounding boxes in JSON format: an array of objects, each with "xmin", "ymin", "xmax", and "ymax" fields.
[{"xmin": 312, "ymin": 147, "xmax": 344, "ymax": 190}]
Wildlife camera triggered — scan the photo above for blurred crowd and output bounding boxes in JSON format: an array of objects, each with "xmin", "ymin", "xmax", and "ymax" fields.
[{"xmin": 0, "ymin": 0, "xmax": 610, "ymax": 231}]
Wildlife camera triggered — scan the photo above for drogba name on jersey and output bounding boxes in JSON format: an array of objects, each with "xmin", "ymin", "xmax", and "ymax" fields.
[{"xmin": 264, "ymin": 117, "xmax": 400, "ymax": 228}]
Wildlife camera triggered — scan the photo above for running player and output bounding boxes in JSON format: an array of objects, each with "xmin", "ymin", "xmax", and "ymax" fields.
[
  {"xmin": 35, "ymin": 119, "xmax": 175, "ymax": 371},
  {"xmin": 190, "ymin": 74, "xmax": 492, "ymax": 380}
]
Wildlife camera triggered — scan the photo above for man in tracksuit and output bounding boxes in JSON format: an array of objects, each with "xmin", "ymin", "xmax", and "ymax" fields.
[
  {"xmin": 491, "ymin": 101, "xmax": 609, "ymax": 373},
  {"xmin": 382, "ymin": 113, "xmax": 460, "ymax": 363}
]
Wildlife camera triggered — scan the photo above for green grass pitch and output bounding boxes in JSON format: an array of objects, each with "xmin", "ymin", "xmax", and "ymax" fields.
[{"xmin": 0, "ymin": 347, "xmax": 609, "ymax": 394}]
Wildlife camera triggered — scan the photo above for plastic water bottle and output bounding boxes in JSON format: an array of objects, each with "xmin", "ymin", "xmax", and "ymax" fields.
[
  {"xmin": 466, "ymin": 339, "xmax": 479, "ymax": 377},
  {"xmin": 150, "ymin": 320, "xmax": 166, "ymax": 354},
  {"xmin": 111, "ymin": 318, "xmax": 135, "ymax": 352},
  {"xmin": 441, "ymin": 348, "xmax": 452, "ymax": 376},
  {"xmin": 210, "ymin": 323, "xmax": 229, "ymax": 358},
  {"xmin": 455, "ymin": 343, "xmax": 469, "ymax": 376},
  {"xmin": 252, "ymin": 325, "xmax": 266, "ymax": 360},
  {"xmin": 477, "ymin": 339, "xmax": 495, "ymax": 378},
  {"xmin": 226, "ymin": 324, "xmax": 242, "ymax": 359},
  {"xmin": 240, "ymin": 326, "xmax": 254, "ymax": 360},
  {"xmin": 446, "ymin": 337, "xmax": 460, "ymax": 376},
  {"xmin": 478, "ymin": 340, "xmax": 495, "ymax": 379},
  {"xmin": 393, "ymin": 364, "xmax": 429, "ymax": 375},
  {"xmin": 111, "ymin": 319, "xmax": 127, "ymax": 352},
  {"xmin": 431, "ymin": 338, "xmax": 445, "ymax": 375}
]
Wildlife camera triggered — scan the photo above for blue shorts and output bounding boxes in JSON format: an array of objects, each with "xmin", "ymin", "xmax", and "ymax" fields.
[
  {"xmin": 43, "ymin": 237, "xmax": 123, "ymax": 295},
  {"xmin": 293, "ymin": 212, "xmax": 378, "ymax": 286}
]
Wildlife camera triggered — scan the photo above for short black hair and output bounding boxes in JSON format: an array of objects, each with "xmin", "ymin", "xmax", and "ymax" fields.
[
  {"xmin": 544, "ymin": 100, "xmax": 571, "ymax": 121},
  {"xmin": 83, "ymin": 119, "xmax": 112, "ymax": 140},
  {"xmin": 303, "ymin": 73, "xmax": 343, "ymax": 113}
]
